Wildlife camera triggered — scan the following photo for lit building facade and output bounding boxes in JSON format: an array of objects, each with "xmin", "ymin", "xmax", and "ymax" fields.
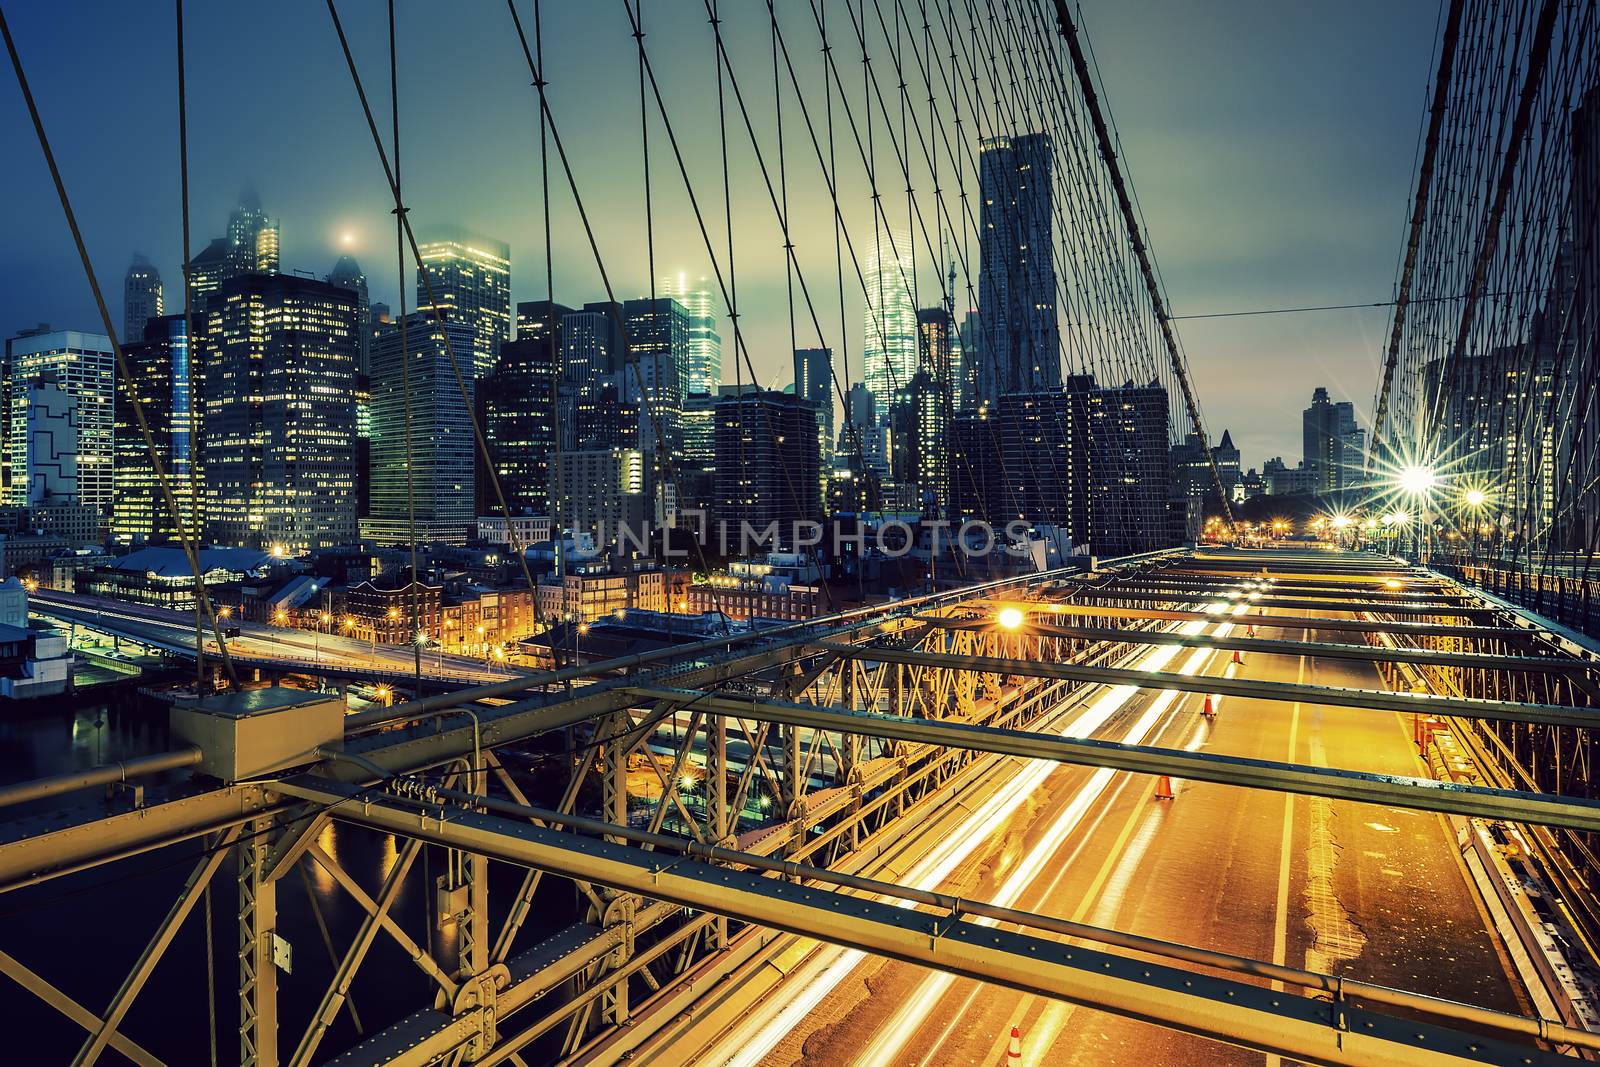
[
  {"xmin": 2, "ymin": 329, "xmax": 116, "ymax": 514},
  {"xmin": 713, "ymin": 390, "xmax": 821, "ymax": 540},
  {"xmin": 659, "ymin": 273, "xmax": 721, "ymax": 394},
  {"xmin": 200, "ymin": 274, "xmax": 359, "ymax": 553},
  {"xmin": 365, "ymin": 312, "xmax": 477, "ymax": 546},
  {"xmin": 415, "ymin": 227, "xmax": 511, "ymax": 380},
  {"xmin": 863, "ymin": 228, "xmax": 918, "ymax": 411},
  {"xmin": 225, "ymin": 192, "xmax": 280, "ymax": 278},
  {"xmin": 487, "ymin": 302, "xmax": 571, "ymax": 518},
  {"xmin": 979, "ymin": 133, "xmax": 1059, "ymax": 400},
  {"xmin": 123, "ymin": 255, "xmax": 164, "ymax": 344},
  {"xmin": 553, "ymin": 449, "xmax": 647, "ymax": 546},
  {"xmin": 114, "ymin": 316, "xmax": 201, "ymax": 544},
  {"xmin": 620, "ymin": 296, "xmax": 689, "ymax": 512},
  {"xmin": 793, "ymin": 346, "xmax": 835, "ymax": 476}
]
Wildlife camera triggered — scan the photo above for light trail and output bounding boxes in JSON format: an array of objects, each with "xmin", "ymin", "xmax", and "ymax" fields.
[
  {"xmin": 852, "ymin": 621, "xmax": 1233, "ymax": 1067},
  {"xmin": 702, "ymin": 597, "xmax": 1240, "ymax": 1067}
]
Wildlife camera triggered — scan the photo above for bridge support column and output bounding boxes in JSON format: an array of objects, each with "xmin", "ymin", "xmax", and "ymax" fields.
[
  {"xmin": 238, "ymin": 814, "xmax": 279, "ymax": 1067},
  {"xmin": 591, "ymin": 710, "xmax": 635, "ymax": 1029},
  {"xmin": 459, "ymin": 754, "xmax": 490, "ymax": 982},
  {"xmin": 707, "ymin": 711, "xmax": 728, "ymax": 949}
]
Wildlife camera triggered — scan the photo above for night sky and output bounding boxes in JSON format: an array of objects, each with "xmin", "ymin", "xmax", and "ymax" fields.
[{"xmin": 0, "ymin": 1, "xmax": 1440, "ymax": 467}]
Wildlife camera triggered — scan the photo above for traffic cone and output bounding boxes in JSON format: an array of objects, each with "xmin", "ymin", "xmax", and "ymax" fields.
[
  {"xmin": 1231, "ymin": 649, "xmax": 1244, "ymax": 665},
  {"xmin": 1246, "ymin": 623, "xmax": 1256, "ymax": 637},
  {"xmin": 1154, "ymin": 775, "xmax": 1175, "ymax": 800},
  {"xmin": 1202, "ymin": 694, "xmax": 1215, "ymax": 718},
  {"xmin": 1006, "ymin": 1025, "xmax": 1023, "ymax": 1066}
]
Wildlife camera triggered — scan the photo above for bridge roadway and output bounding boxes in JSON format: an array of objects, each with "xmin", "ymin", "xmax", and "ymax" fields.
[
  {"xmin": 27, "ymin": 589, "xmax": 528, "ymax": 688},
  {"xmin": 669, "ymin": 601, "xmax": 1524, "ymax": 1066}
]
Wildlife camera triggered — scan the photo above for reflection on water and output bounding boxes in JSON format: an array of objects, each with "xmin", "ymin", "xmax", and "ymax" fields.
[{"xmin": 0, "ymin": 691, "xmax": 578, "ymax": 1062}]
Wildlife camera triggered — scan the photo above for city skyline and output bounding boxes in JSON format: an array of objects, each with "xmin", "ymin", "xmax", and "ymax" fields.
[{"xmin": 0, "ymin": 1, "xmax": 1440, "ymax": 463}]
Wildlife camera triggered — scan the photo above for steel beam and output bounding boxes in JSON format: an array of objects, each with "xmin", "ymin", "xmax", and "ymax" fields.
[
  {"xmin": 278, "ymin": 776, "xmax": 1564, "ymax": 1066},
  {"xmin": 626, "ymin": 687, "xmax": 1600, "ymax": 833},
  {"xmin": 812, "ymin": 644, "xmax": 1600, "ymax": 730},
  {"xmin": 0, "ymin": 949, "xmax": 165, "ymax": 1067},
  {"xmin": 70, "ymin": 827, "xmax": 239, "ymax": 1067},
  {"xmin": 1010, "ymin": 623, "xmax": 1592, "ymax": 674},
  {"xmin": 1057, "ymin": 587, "xmax": 1497, "ymax": 620},
  {"xmin": 936, "ymin": 602, "xmax": 1527, "ymax": 641},
  {"xmin": 0, "ymin": 785, "xmax": 271, "ymax": 894}
]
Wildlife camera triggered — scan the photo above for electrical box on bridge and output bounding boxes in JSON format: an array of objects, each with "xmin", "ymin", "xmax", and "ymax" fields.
[{"xmin": 170, "ymin": 687, "xmax": 344, "ymax": 783}]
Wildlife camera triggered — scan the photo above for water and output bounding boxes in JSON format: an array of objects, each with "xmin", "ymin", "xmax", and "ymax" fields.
[{"xmin": 0, "ymin": 688, "xmax": 579, "ymax": 1065}]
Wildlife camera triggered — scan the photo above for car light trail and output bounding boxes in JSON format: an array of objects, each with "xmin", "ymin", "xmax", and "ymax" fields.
[
  {"xmin": 702, "ymin": 598, "xmax": 1241, "ymax": 1067},
  {"xmin": 853, "ymin": 623, "xmax": 1233, "ymax": 1067}
]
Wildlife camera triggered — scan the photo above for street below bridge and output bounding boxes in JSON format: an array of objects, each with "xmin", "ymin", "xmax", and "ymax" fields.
[
  {"xmin": 687, "ymin": 600, "xmax": 1525, "ymax": 1066},
  {"xmin": 28, "ymin": 589, "xmax": 530, "ymax": 688}
]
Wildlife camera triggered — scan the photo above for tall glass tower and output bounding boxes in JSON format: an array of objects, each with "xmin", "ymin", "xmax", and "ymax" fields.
[
  {"xmin": 114, "ymin": 315, "xmax": 198, "ymax": 544},
  {"xmin": 122, "ymin": 255, "xmax": 164, "ymax": 345},
  {"xmin": 979, "ymin": 133, "xmax": 1059, "ymax": 400},
  {"xmin": 200, "ymin": 274, "xmax": 358, "ymax": 553},
  {"xmin": 224, "ymin": 189, "xmax": 280, "ymax": 278},
  {"xmin": 415, "ymin": 227, "xmax": 511, "ymax": 381},
  {"xmin": 659, "ymin": 273, "xmax": 721, "ymax": 394},
  {"xmin": 863, "ymin": 229, "xmax": 917, "ymax": 414}
]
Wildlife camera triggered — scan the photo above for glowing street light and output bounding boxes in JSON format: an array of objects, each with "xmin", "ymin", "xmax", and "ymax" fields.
[
  {"xmin": 1398, "ymin": 465, "xmax": 1437, "ymax": 495},
  {"xmin": 1463, "ymin": 488, "xmax": 1488, "ymax": 508},
  {"xmin": 996, "ymin": 607, "xmax": 1025, "ymax": 631}
]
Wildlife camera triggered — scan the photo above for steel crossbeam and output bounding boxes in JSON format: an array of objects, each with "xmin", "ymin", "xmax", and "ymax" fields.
[
  {"xmin": 626, "ymin": 686, "xmax": 1600, "ymax": 832},
  {"xmin": 277, "ymin": 775, "xmax": 1565, "ymax": 1066},
  {"xmin": 809, "ymin": 643, "xmax": 1600, "ymax": 729}
]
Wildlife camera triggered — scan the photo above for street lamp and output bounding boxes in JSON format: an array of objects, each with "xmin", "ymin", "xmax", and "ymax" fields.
[{"xmin": 316, "ymin": 611, "xmax": 331, "ymax": 665}]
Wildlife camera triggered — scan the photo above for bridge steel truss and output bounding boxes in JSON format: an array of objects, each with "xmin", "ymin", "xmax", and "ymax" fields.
[{"xmin": 5, "ymin": 550, "xmax": 1600, "ymax": 1066}]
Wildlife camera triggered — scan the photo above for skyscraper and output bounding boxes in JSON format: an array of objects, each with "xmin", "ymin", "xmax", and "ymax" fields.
[
  {"xmin": 365, "ymin": 313, "xmax": 477, "ymax": 546},
  {"xmin": 997, "ymin": 390, "xmax": 1079, "ymax": 530},
  {"xmin": 186, "ymin": 238, "xmax": 230, "ymax": 302},
  {"xmin": 979, "ymin": 133, "xmax": 1059, "ymax": 400},
  {"xmin": 714, "ymin": 390, "xmax": 821, "ymax": 539},
  {"xmin": 114, "ymin": 316, "xmax": 200, "ymax": 544},
  {"xmin": 486, "ymin": 301, "xmax": 572, "ymax": 518},
  {"xmin": 863, "ymin": 229, "xmax": 918, "ymax": 410},
  {"xmin": 200, "ymin": 274, "xmax": 358, "ymax": 553},
  {"xmin": 23, "ymin": 374, "xmax": 78, "ymax": 506},
  {"xmin": 621, "ymin": 297, "xmax": 689, "ymax": 515},
  {"xmin": 2, "ymin": 328, "xmax": 116, "ymax": 513},
  {"xmin": 793, "ymin": 346, "xmax": 834, "ymax": 475},
  {"xmin": 415, "ymin": 227, "xmax": 511, "ymax": 380},
  {"xmin": 1302, "ymin": 387, "xmax": 1363, "ymax": 494},
  {"xmin": 957, "ymin": 310, "xmax": 984, "ymax": 410},
  {"xmin": 916, "ymin": 307, "xmax": 957, "ymax": 388},
  {"xmin": 660, "ymin": 272, "xmax": 722, "ymax": 394},
  {"xmin": 1078, "ymin": 377, "xmax": 1171, "ymax": 555},
  {"xmin": 224, "ymin": 190, "xmax": 279, "ymax": 278},
  {"xmin": 123, "ymin": 255, "xmax": 164, "ymax": 345},
  {"xmin": 326, "ymin": 255, "xmax": 371, "ymax": 378}
]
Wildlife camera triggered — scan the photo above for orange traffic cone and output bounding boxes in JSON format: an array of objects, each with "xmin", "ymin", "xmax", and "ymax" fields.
[
  {"xmin": 1202, "ymin": 694, "xmax": 1215, "ymax": 718},
  {"xmin": 1154, "ymin": 775, "xmax": 1175, "ymax": 800},
  {"xmin": 1246, "ymin": 623, "xmax": 1256, "ymax": 637},
  {"xmin": 1231, "ymin": 649, "xmax": 1244, "ymax": 665},
  {"xmin": 1006, "ymin": 1025, "xmax": 1023, "ymax": 1066}
]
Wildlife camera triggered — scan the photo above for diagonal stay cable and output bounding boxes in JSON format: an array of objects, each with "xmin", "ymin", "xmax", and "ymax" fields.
[{"xmin": 4, "ymin": 3, "xmax": 238, "ymax": 688}]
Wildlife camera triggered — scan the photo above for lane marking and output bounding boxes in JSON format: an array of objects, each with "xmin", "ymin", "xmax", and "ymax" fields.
[{"xmin": 1265, "ymin": 640, "xmax": 1304, "ymax": 1067}]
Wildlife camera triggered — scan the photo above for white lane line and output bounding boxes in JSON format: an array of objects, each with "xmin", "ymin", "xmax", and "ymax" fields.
[
  {"xmin": 854, "ymin": 634, "xmax": 1231, "ymax": 1067},
  {"xmin": 1265, "ymin": 647, "xmax": 1304, "ymax": 1067}
]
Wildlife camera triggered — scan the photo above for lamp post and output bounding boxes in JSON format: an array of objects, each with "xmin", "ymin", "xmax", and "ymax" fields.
[
  {"xmin": 1397, "ymin": 465, "xmax": 1437, "ymax": 562},
  {"xmin": 1462, "ymin": 488, "xmax": 1489, "ymax": 567},
  {"xmin": 272, "ymin": 608, "xmax": 288, "ymax": 656},
  {"xmin": 316, "ymin": 610, "xmax": 331, "ymax": 667}
]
